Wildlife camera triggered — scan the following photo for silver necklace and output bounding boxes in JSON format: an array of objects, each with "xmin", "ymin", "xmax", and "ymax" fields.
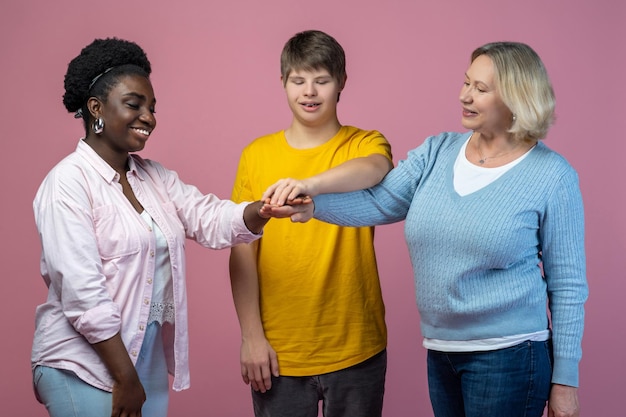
[{"xmin": 474, "ymin": 135, "xmax": 520, "ymax": 165}]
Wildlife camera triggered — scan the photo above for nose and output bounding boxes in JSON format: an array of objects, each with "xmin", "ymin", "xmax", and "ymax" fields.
[
  {"xmin": 303, "ymin": 81, "xmax": 317, "ymax": 97},
  {"xmin": 140, "ymin": 108, "xmax": 156, "ymax": 128},
  {"xmin": 459, "ymin": 85, "xmax": 472, "ymax": 104}
]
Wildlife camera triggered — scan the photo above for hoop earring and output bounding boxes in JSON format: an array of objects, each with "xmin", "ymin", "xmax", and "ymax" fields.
[{"xmin": 93, "ymin": 117, "xmax": 105, "ymax": 134}]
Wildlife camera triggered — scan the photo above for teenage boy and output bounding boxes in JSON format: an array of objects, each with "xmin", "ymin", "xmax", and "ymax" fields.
[{"xmin": 229, "ymin": 30, "xmax": 393, "ymax": 417}]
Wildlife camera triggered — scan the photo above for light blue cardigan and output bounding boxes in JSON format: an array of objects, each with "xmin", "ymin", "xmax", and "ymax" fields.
[{"xmin": 314, "ymin": 131, "xmax": 588, "ymax": 387}]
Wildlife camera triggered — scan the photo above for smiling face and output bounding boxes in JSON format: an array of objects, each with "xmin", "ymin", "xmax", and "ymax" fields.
[
  {"xmin": 88, "ymin": 74, "xmax": 156, "ymax": 157},
  {"xmin": 282, "ymin": 68, "xmax": 343, "ymax": 129},
  {"xmin": 459, "ymin": 54, "xmax": 513, "ymax": 138}
]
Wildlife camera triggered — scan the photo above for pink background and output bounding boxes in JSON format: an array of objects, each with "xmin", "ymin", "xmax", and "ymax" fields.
[{"xmin": 1, "ymin": 1, "xmax": 623, "ymax": 416}]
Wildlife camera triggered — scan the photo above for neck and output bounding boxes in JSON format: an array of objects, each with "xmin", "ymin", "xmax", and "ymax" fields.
[
  {"xmin": 470, "ymin": 132, "xmax": 535, "ymax": 166},
  {"xmin": 285, "ymin": 120, "xmax": 342, "ymax": 149},
  {"xmin": 84, "ymin": 136, "xmax": 129, "ymax": 174}
]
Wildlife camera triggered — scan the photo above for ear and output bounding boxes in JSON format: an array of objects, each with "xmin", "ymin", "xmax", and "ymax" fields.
[
  {"xmin": 339, "ymin": 74, "xmax": 347, "ymax": 91},
  {"xmin": 280, "ymin": 74, "xmax": 286, "ymax": 87},
  {"xmin": 87, "ymin": 97, "xmax": 103, "ymax": 120}
]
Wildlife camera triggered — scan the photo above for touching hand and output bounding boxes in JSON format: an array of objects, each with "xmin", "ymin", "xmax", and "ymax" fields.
[
  {"xmin": 260, "ymin": 200, "xmax": 314, "ymax": 223},
  {"xmin": 261, "ymin": 178, "xmax": 318, "ymax": 206}
]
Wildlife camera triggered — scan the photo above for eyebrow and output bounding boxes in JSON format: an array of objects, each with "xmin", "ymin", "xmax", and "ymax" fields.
[
  {"xmin": 464, "ymin": 73, "xmax": 490, "ymax": 88},
  {"xmin": 123, "ymin": 91, "xmax": 156, "ymax": 104},
  {"xmin": 288, "ymin": 74, "xmax": 332, "ymax": 80}
]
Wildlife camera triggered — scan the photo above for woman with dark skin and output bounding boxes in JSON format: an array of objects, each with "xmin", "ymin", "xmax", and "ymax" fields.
[{"xmin": 32, "ymin": 38, "xmax": 269, "ymax": 417}]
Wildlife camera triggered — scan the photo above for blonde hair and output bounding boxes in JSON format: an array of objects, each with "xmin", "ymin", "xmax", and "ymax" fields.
[{"xmin": 471, "ymin": 42, "xmax": 556, "ymax": 141}]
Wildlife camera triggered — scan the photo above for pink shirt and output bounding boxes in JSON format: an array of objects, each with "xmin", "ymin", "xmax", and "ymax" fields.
[{"xmin": 32, "ymin": 139, "xmax": 260, "ymax": 392}]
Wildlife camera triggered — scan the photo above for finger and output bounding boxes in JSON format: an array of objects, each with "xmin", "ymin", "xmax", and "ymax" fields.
[
  {"xmin": 287, "ymin": 195, "xmax": 311, "ymax": 205},
  {"xmin": 241, "ymin": 363, "xmax": 252, "ymax": 385},
  {"xmin": 267, "ymin": 206, "xmax": 294, "ymax": 218},
  {"xmin": 269, "ymin": 186, "xmax": 287, "ymax": 206},
  {"xmin": 251, "ymin": 367, "xmax": 268, "ymax": 393},
  {"xmin": 270, "ymin": 352, "xmax": 280, "ymax": 378},
  {"xmin": 287, "ymin": 187, "xmax": 305, "ymax": 202},
  {"xmin": 261, "ymin": 364, "xmax": 273, "ymax": 391},
  {"xmin": 261, "ymin": 183, "xmax": 280, "ymax": 202},
  {"xmin": 271, "ymin": 181, "xmax": 298, "ymax": 206}
]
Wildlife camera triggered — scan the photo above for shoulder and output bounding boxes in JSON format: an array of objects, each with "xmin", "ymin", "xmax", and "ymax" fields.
[
  {"xmin": 533, "ymin": 142, "xmax": 576, "ymax": 168},
  {"xmin": 34, "ymin": 151, "xmax": 96, "ymax": 209},
  {"xmin": 129, "ymin": 155, "xmax": 176, "ymax": 185},
  {"xmin": 530, "ymin": 142, "xmax": 580, "ymax": 181},
  {"xmin": 426, "ymin": 131, "xmax": 468, "ymax": 148},
  {"xmin": 340, "ymin": 126, "xmax": 391, "ymax": 154},
  {"xmin": 244, "ymin": 131, "xmax": 284, "ymax": 151},
  {"xmin": 340, "ymin": 126, "xmax": 390, "ymax": 152},
  {"xmin": 39, "ymin": 151, "xmax": 92, "ymax": 189},
  {"xmin": 130, "ymin": 154, "xmax": 166, "ymax": 172},
  {"xmin": 406, "ymin": 131, "xmax": 468, "ymax": 160},
  {"xmin": 341, "ymin": 125, "xmax": 387, "ymax": 142}
]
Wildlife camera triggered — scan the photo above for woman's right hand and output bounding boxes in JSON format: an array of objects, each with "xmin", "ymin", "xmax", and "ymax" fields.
[
  {"xmin": 111, "ymin": 375, "xmax": 146, "ymax": 417},
  {"xmin": 91, "ymin": 333, "xmax": 146, "ymax": 416},
  {"xmin": 260, "ymin": 200, "xmax": 314, "ymax": 223}
]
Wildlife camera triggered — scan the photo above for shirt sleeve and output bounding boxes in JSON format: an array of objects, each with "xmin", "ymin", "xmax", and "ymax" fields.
[
  {"xmin": 231, "ymin": 147, "xmax": 255, "ymax": 204},
  {"xmin": 151, "ymin": 161, "xmax": 259, "ymax": 248},
  {"xmin": 35, "ymin": 169, "xmax": 121, "ymax": 344},
  {"xmin": 314, "ymin": 133, "xmax": 443, "ymax": 226},
  {"xmin": 540, "ymin": 166, "xmax": 588, "ymax": 387},
  {"xmin": 352, "ymin": 129, "xmax": 393, "ymax": 162}
]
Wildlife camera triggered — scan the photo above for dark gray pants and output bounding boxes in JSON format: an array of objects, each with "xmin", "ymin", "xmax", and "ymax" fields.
[{"xmin": 252, "ymin": 349, "xmax": 387, "ymax": 417}]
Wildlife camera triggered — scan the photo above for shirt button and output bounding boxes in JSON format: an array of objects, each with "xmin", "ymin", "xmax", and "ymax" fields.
[
  {"xmin": 144, "ymin": 298, "xmax": 149, "ymax": 305},
  {"xmin": 139, "ymin": 324, "xmax": 145, "ymax": 331},
  {"xmin": 131, "ymin": 350, "xmax": 138, "ymax": 357},
  {"xmin": 150, "ymin": 250, "xmax": 155, "ymax": 257},
  {"xmin": 147, "ymin": 278, "xmax": 153, "ymax": 284}
]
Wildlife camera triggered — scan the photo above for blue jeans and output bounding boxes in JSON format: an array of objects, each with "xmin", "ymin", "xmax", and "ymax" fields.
[
  {"xmin": 252, "ymin": 349, "xmax": 387, "ymax": 417},
  {"xmin": 427, "ymin": 340, "xmax": 552, "ymax": 417},
  {"xmin": 33, "ymin": 366, "xmax": 113, "ymax": 417},
  {"xmin": 34, "ymin": 322, "xmax": 168, "ymax": 417}
]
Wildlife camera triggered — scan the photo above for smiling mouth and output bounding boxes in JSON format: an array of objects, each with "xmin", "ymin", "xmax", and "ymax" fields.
[
  {"xmin": 131, "ymin": 127, "xmax": 151, "ymax": 136},
  {"xmin": 301, "ymin": 103, "xmax": 320, "ymax": 108}
]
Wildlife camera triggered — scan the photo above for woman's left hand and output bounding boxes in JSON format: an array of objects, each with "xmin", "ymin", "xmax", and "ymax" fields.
[{"xmin": 548, "ymin": 384, "xmax": 579, "ymax": 417}]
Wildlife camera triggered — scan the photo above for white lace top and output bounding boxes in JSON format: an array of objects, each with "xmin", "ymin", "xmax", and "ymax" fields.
[{"xmin": 140, "ymin": 210, "xmax": 175, "ymax": 325}]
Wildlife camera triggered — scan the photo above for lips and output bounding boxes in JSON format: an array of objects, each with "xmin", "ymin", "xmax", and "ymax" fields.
[{"xmin": 300, "ymin": 102, "xmax": 320, "ymax": 110}]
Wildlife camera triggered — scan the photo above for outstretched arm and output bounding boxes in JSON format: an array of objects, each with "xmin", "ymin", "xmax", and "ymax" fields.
[
  {"xmin": 242, "ymin": 201, "xmax": 271, "ymax": 234},
  {"xmin": 262, "ymin": 154, "xmax": 392, "ymax": 206}
]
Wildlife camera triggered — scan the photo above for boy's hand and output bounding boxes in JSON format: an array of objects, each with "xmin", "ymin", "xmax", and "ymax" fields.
[
  {"xmin": 262, "ymin": 178, "xmax": 319, "ymax": 206},
  {"xmin": 240, "ymin": 335, "xmax": 279, "ymax": 393}
]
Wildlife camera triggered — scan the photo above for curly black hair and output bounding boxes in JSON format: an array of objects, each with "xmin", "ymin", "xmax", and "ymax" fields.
[{"xmin": 63, "ymin": 38, "xmax": 152, "ymax": 125}]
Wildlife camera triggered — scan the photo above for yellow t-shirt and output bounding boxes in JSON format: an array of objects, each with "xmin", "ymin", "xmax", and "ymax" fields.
[{"xmin": 231, "ymin": 125, "xmax": 391, "ymax": 376}]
